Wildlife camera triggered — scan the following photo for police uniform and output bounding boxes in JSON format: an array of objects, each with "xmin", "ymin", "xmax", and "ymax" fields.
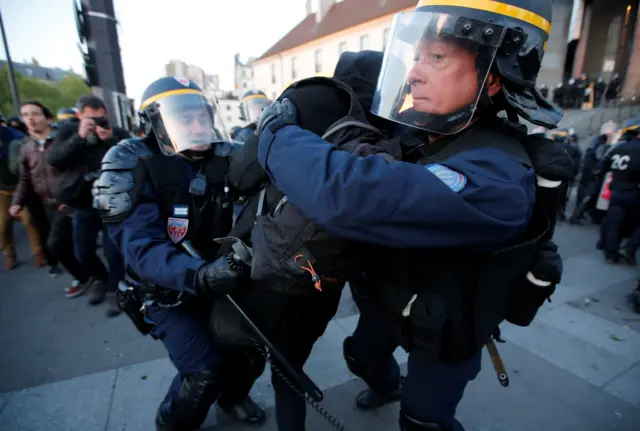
[
  {"xmin": 254, "ymin": 1, "xmax": 569, "ymax": 430},
  {"xmin": 600, "ymin": 119, "xmax": 640, "ymax": 264},
  {"xmin": 92, "ymin": 77, "xmax": 265, "ymax": 431},
  {"xmin": 547, "ymin": 128, "xmax": 582, "ymax": 220}
]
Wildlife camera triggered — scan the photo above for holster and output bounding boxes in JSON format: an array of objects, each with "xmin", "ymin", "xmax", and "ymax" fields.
[{"xmin": 116, "ymin": 281, "xmax": 155, "ymax": 336}]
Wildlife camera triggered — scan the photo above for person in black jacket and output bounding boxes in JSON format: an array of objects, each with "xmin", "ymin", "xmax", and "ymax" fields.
[{"xmin": 47, "ymin": 95, "xmax": 130, "ymax": 316}]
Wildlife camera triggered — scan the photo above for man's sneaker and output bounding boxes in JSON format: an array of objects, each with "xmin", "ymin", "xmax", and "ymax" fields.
[
  {"xmin": 88, "ymin": 280, "xmax": 107, "ymax": 306},
  {"xmin": 49, "ymin": 265, "xmax": 64, "ymax": 278},
  {"xmin": 65, "ymin": 280, "xmax": 87, "ymax": 298}
]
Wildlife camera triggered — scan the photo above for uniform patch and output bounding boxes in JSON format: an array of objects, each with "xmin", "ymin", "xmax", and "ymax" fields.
[
  {"xmin": 426, "ymin": 164, "xmax": 467, "ymax": 193},
  {"xmin": 167, "ymin": 217, "xmax": 189, "ymax": 243},
  {"xmin": 174, "ymin": 76, "xmax": 190, "ymax": 87},
  {"xmin": 173, "ymin": 205, "xmax": 189, "ymax": 217}
]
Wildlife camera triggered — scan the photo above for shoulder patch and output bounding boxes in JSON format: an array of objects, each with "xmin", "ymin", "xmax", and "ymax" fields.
[{"xmin": 426, "ymin": 164, "xmax": 467, "ymax": 193}]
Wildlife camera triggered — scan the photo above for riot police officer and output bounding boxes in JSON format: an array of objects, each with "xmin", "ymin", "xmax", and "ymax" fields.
[
  {"xmin": 234, "ymin": 89, "xmax": 270, "ymax": 143},
  {"xmin": 55, "ymin": 107, "xmax": 79, "ymax": 128},
  {"xmin": 548, "ymin": 128, "xmax": 582, "ymax": 220},
  {"xmin": 254, "ymin": 1, "xmax": 568, "ymax": 430},
  {"xmin": 600, "ymin": 118, "xmax": 640, "ymax": 264},
  {"xmin": 570, "ymin": 121, "xmax": 618, "ymax": 224},
  {"xmin": 92, "ymin": 77, "xmax": 265, "ymax": 430}
]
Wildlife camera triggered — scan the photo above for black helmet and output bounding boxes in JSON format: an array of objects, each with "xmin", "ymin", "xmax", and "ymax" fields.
[
  {"xmin": 239, "ymin": 89, "xmax": 270, "ymax": 123},
  {"xmin": 139, "ymin": 76, "xmax": 231, "ymax": 158},
  {"xmin": 371, "ymin": 0, "xmax": 560, "ymax": 135},
  {"xmin": 57, "ymin": 107, "xmax": 78, "ymax": 122}
]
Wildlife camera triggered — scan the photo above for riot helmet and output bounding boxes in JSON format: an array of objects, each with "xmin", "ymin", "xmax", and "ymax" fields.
[
  {"xmin": 600, "ymin": 121, "xmax": 618, "ymax": 138},
  {"xmin": 617, "ymin": 117, "xmax": 640, "ymax": 143},
  {"xmin": 239, "ymin": 89, "xmax": 270, "ymax": 123},
  {"xmin": 138, "ymin": 76, "xmax": 231, "ymax": 159},
  {"xmin": 371, "ymin": 0, "xmax": 560, "ymax": 135},
  {"xmin": 57, "ymin": 107, "xmax": 78, "ymax": 122},
  {"xmin": 546, "ymin": 128, "xmax": 569, "ymax": 144}
]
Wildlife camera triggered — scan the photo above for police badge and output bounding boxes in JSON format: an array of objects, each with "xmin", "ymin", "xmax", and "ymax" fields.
[{"xmin": 167, "ymin": 217, "xmax": 189, "ymax": 243}]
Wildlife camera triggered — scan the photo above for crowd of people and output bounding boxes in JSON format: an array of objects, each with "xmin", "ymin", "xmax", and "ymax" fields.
[
  {"xmin": 542, "ymin": 72, "xmax": 622, "ymax": 110},
  {"xmin": 0, "ymin": 96, "xmax": 133, "ymax": 317}
]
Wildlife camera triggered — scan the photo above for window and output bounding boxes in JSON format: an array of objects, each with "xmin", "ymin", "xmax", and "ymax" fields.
[
  {"xmin": 226, "ymin": 105, "xmax": 231, "ymax": 111},
  {"xmin": 272, "ymin": 92, "xmax": 277, "ymax": 100},
  {"xmin": 227, "ymin": 116, "xmax": 232, "ymax": 123},
  {"xmin": 315, "ymin": 49, "xmax": 323, "ymax": 73},
  {"xmin": 338, "ymin": 42, "xmax": 347, "ymax": 55},
  {"xmin": 291, "ymin": 57, "xmax": 298, "ymax": 79},
  {"xmin": 271, "ymin": 64, "xmax": 276, "ymax": 84},
  {"xmin": 382, "ymin": 28, "xmax": 389, "ymax": 50},
  {"xmin": 243, "ymin": 82, "xmax": 248, "ymax": 89},
  {"xmin": 359, "ymin": 35, "xmax": 369, "ymax": 51}
]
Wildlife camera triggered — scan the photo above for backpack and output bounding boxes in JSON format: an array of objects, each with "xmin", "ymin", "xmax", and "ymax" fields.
[{"xmin": 228, "ymin": 77, "xmax": 401, "ymax": 296}]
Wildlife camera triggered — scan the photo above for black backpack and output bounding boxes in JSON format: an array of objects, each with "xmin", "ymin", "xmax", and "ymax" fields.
[{"xmin": 228, "ymin": 77, "xmax": 400, "ymax": 296}]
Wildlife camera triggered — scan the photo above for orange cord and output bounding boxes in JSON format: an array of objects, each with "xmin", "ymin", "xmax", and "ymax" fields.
[{"xmin": 294, "ymin": 254, "xmax": 323, "ymax": 291}]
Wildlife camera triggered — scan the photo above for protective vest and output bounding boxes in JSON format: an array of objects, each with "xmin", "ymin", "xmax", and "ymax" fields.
[
  {"xmin": 135, "ymin": 151, "xmax": 234, "ymax": 263},
  {"xmin": 365, "ymin": 118, "xmax": 571, "ymax": 364},
  {"xmin": 607, "ymin": 138, "xmax": 640, "ymax": 192}
]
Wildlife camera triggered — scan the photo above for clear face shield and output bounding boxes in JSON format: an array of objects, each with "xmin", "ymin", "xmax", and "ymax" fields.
[
  {"xmin": 242, "ymin": 96, "xmax": 270, "ymax": 123},
  {"xmin": 147, "ymin": 92, "xmax": 231, "ymax": 157},
  {"xmin": 371, "ymin": 11, "xmax": 505, "ymax": 135}
]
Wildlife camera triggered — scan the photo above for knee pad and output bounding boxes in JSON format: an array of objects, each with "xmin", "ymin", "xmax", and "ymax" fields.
[
  {"xmin": 162, "ymin": 369, "xmax": 219, "ymax": 430},
  {"xmin": 399, "ymin": 410, "xmax": 452, "ymax": 431},
  {"xmin": 343, "ymin": 336, "xmax": 371, "ymax": 379}
]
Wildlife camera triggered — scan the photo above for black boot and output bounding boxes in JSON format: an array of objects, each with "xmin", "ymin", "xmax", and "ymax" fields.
[
  {"xmin": 218, "ymin": 396, "xmax": 266, "ymax": 425},
  {"xmin": 356, "ymin": 376, "xmax": 404, "ymax": 410}
]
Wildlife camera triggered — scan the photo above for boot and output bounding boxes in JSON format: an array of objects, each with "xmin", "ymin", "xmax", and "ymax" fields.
[
  {"xmin": 355, "ymin": 384, "xmax": 403, "ymax": 410},
  {"xmin": 33, "ymin": 252, "xmax": 47, "ymax": 268},
  {"xmin": 88, "ymin": 279, "xmax": 107, "ymax": 305},
  {"xmin": 218, "ymin": 396, "xmax": 266, "ymax": 425},
  {"xmin": 3, "ymin": 254, "xmax": 17, "ymax": 271},
  {"xmin": 106, "ymin": 292, "xmax": 123, "ymax": 318}
]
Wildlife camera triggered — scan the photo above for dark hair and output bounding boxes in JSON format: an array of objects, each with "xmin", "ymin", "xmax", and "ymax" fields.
[
  {"xmin": 76, "ymin": 95, "xmax": 107, "ymax": 113},
  {"xmin": 20, "ymin": 100, "xmax": 53, "ymax": 119}
]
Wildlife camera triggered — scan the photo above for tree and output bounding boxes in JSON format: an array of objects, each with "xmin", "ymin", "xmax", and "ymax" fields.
[{"xmin": 0, "ymin": 66, "xmax": 91, "ymax": 117}]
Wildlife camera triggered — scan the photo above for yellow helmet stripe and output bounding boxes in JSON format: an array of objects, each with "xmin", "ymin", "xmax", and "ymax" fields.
[
  {"xmin": 241, "ymin": 94, "xmax": 268, "ymax": 103},
  {"xmin": 140, "ymin": 89, "xmax": 202, "ymax": 111},
  {"xmin": 417, "ymin": 0, "xmax": 551, "ymax": 34},
  {"xmin": 57, "ymin": 114, "xmax": 76, "ymax": 120}
]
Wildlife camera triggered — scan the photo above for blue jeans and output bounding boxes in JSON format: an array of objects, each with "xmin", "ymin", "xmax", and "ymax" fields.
[{"xmin": 71, "ymin": 207, "xmax": 124, "ymax": 291}]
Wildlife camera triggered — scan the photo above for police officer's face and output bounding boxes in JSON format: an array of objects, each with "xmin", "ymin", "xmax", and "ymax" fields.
[
  {"xmin": 172, "ymin": 109, "xmax": 212, "ymax": 152},
  {"xmin": 407, "ymin": 40, "xmax": 479, "ymax": 116}
]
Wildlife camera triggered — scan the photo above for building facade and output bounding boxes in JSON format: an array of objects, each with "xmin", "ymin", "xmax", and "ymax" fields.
[
  {"xmin": 250, "ymin": 0, "xmax": 640, "ymax": 101},
  {"xmin": 234, "ymin": 54, "xmax": 257, "ymax": 98},
  {"xmin": 217, "ymin": 96, "xmax": 244, "ymax": 130}
]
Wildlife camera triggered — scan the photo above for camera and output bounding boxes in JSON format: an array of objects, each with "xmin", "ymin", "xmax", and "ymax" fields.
[{"xmin": 91, "ymin": 116, "xmax": 110, "ymax": 129}]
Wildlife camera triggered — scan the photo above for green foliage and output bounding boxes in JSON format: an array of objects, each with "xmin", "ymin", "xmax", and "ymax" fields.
[{"xmin": 0, "ymin": 66, "xmax": 91, "ymax": 117}]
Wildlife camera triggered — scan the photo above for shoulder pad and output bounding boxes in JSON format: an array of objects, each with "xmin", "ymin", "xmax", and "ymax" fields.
[
  {"xmin": 102, "ymin": 138, "xmax": 153, "ymax": 171},
  {"xmin": 93, "ymin": 138, "xmax": 150, "ymax": 223}
]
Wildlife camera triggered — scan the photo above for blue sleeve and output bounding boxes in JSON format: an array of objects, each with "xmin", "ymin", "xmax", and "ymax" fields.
[
  {"xmin": 258, "ymin": 125, "xmax": 535, "ymax": 249},
  {"xmin": 107, "ymin": 181, "xmax": 205, "ymax": 294}
]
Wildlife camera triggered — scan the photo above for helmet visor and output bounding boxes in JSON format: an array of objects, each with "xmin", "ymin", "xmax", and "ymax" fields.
[
  {"xmin": 242, "ymin": 95, "xmax": 270, "ymax": 123},
  {"xmin": 371, "ymin": 11, "xmax": 506, "ymax": 135},
  {"xmin": 148, "ymin": 92, "xmax": 231, "ymax": 156}
]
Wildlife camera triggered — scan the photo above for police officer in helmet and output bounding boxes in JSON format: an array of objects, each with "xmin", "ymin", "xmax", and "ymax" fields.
[
  {"xmin": 234, "ymin": 89, "xmax": 270, "ymax": 143},
  {"xmin": 254, "ymin": 1, "xmax": 569, "ymax": 430},
  {"xmin": 55, "ymin": 107, "xmax": 79, "ymax": 128},
  {"xmin": 93, "ymin": 76, "xmax": 266, "ymax": 430},
  {"xmin": 600, "ymin": 118, "xmax": 640, "ymax": 265}
]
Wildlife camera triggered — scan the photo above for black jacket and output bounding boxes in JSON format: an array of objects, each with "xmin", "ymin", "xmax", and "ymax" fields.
[{"xmin": 47, "ymin": 123, "xmax": 131, "ymax": 208}]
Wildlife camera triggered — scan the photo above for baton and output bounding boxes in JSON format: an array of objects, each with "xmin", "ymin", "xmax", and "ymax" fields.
[{"xmin": 182, "ymin": 240, "xmax": 324, "ymax": 402}]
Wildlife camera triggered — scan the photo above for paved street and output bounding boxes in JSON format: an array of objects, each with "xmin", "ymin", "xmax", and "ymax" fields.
[{"xmin": 1, "ymin": 206, "xmax": 640, "ymax": 430}]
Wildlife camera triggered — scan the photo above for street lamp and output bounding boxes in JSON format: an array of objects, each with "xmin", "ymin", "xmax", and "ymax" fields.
[{"xmin": 0, "ymin": 8, "xmax": 20, "ymax": 115}]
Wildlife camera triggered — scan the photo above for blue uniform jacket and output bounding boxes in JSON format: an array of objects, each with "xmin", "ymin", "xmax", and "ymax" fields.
[
  {"xmin": 258, "ymin": 125, "xmax": 536, "ymax": 249},
  {"xmin": 107, "ymin": 159, "xmax": 205, "ymax": 294}
]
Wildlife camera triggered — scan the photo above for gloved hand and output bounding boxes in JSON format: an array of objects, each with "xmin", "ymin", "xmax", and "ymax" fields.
[
  {"xmin": 256, "ymin": 98, "xmax": 298, "ymax": 136},
  {"xmin": 195, "ymin": 255, "xmax": 247, "ymax": 296}
]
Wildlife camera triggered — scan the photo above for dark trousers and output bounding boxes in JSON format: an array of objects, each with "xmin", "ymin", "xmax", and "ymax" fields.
[
  {"xmin": 260, "ymin": 284, "xmax": 344, "ymax": 431},
  {"xmin": 71, "ymin": 207, "xmax": 124, "ymax": 291},
  {"xmin": 148, "ymin": 300, "xmax": 264, "ymax": 430},
  {"xmin": 350, "ymin": 296, "xmax": 481, "ymax": 431},
  {"xmin": 44, "ymin": 204, "xmax": 90, "ymax": 283},
  {"xmin": 601, "ymin": 192, "xmax": 640, "ymax": 257}
]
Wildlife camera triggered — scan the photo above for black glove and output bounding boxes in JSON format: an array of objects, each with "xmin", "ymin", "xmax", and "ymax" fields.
[
  {"xmin": 529, "ymin": 240, "xmax": 563, "ymax": 285},
  {"xmin": 256, "ymin": 98, "xmax": 298, "ymax": 136},
  {"xmin": 195, "ymin": 255, "xmax": 246, "ymax": 296}
]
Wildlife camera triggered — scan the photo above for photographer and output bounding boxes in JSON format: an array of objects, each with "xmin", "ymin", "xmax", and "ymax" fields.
[{"xmin": 47, "ymin": 96, "xmax": 129, "ymax": 316}]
